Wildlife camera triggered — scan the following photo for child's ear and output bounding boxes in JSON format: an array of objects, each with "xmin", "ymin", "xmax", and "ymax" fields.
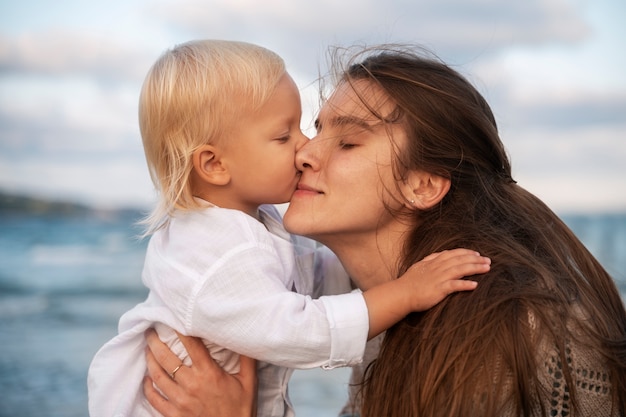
[
  {"xmin": 192, "ymin": 145, "xmax": 230, "ymax": 186},
  {"xmin": 400, "ymin": 170, "xmax": 451, "ymax": 210}
]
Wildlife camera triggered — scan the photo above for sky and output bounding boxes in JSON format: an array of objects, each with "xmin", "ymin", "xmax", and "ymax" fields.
[{"xmin": 0, "ymin": 0, "xmax": 624, "ymax": 214}]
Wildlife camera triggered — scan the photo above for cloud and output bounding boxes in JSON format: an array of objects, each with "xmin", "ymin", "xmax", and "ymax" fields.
[
  {"xmin": 466, "ymin": 45, "xmax": 626, "ymax": 130},
  {"xmin": 503, "ymin": 122, "xmax": 626, "ymax": 213},
  {"xmin": 151, "ymin": 0, "xmax": 591, "ymax": 74},
  {"xmin": 506, "ymin": 124, "xmax": 626, "ymax": 173},
  {"xmin": 512, "ymin": 93, "xmax": 626, "ymax": 128},
  {"xmin": 0, "ymin": 31, "xmax": 153, "ymax": 85},
  {"xmin": 0, "ymin": 152, "xmax": 155, "ymax": 208},
  {"xmin": 0, "ymin": 75, "xmax": 140, "ymax": 154}
]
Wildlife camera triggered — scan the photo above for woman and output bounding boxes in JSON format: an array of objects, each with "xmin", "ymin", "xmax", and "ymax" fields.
[{"xmin": 143, "ymin": 45, "xmax": 626, "ymax": 416}]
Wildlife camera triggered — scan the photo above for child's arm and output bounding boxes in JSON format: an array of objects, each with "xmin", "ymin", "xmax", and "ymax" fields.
[{"xmin": 363, "ymin": 248, "xmax": 490, "ymax": 339}]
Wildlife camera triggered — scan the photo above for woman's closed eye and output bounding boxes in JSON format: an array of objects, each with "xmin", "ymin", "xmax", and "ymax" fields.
[{"xmin": 338, "ymin": 140, "xmax": 357, "ymax": 150}]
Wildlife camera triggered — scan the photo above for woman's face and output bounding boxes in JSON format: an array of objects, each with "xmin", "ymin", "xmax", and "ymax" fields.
[{"xmin": 283, "ymin": 79, "xmax": 408, "ymax": 244}]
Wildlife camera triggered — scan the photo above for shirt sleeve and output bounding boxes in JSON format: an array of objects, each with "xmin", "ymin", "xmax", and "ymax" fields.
[
  {"xmin": 317, "ymin": 291, "xmax": 369, "ymax": 369},
  {"xmin": 187, "ymin": 243, "xmax": 369, "ymax": 369}
]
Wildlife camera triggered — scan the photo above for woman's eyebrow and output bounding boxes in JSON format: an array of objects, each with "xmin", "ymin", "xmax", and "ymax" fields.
[{"xmin": 316, "ymin": 115, "xmax": 374, "ymax": 131}]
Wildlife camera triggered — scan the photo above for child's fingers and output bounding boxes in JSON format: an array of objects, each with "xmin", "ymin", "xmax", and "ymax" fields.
[
  {"xmin": 441, "ymin": 259, "xmax": 491, "ymax": 279},
  {"xmin": 438, "ymin": 253, "xmax": 488, "ymax": 270},
  {"xmin": 414, "ymin": 253, "xmax": 490, "ymax": 278},
  {"xmin": 417, "ymin": 250, "xmax": 486, "ymax": 274},
  {"xmin": 421, "ymin": 248, "xmax": 480, "ymax": 263},
  {"xmin": 441, "ymin": 279, "xmax": 478, "ymax": 294}
]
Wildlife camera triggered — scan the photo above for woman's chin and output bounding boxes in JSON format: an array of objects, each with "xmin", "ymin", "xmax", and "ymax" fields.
[{"xmin": 283, "ymin": 204, "xmax": 315, "ymax": 235}]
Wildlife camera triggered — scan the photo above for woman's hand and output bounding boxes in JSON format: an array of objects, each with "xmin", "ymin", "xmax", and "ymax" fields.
[{"xmin": 143, "ymin": 328, "xmax": 258, "ymax": 417}]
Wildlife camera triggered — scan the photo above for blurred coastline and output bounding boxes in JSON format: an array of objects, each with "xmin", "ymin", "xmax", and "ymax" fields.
[{"xmin": 1, "ymin": 191, "xmax": 624, "ymax": 417}]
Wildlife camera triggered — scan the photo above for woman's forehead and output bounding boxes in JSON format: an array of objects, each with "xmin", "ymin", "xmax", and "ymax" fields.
[
  {"xmin": 319, "ymin": 80, "xmax": 394, "ymax": 124},
  {"xmin": 314, "ymin": 80, "xmax": 407, "ymax": 150}
]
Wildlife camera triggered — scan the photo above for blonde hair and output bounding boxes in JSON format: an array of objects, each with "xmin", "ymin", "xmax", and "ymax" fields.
[{"xmin": 138, "ymin": 40, "xmax": 285, "ymax": 234}]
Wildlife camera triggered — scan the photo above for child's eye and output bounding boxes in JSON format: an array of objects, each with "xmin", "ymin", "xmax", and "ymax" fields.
[{"xmin": 275, "ymin": 136, "xmax": 290, "ymax": 143}]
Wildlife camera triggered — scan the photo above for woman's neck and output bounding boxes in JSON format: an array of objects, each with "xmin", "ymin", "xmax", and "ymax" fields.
[{"xmin": 319, "ymin": 222, "xmax": 409, "ymax": 291}]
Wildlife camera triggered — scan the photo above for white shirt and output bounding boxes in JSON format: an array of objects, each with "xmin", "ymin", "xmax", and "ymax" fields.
[{"xmin": 88, "ymin": 204, "xmax": 369, "ymax": 417}]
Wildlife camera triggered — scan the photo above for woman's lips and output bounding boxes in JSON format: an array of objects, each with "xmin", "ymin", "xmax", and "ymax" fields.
[{"xmin": 293, "ymin": 183, "xmax": 322, "ymax": 197}]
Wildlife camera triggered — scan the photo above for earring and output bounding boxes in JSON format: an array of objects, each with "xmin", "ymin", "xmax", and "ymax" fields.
[{"xmin": 410, "ymin": 199, "xmax": 415, "ymax": 205}]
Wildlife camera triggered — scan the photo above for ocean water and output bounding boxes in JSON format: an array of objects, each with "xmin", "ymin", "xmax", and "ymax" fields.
[{"xmin": 0, "ymin": 211, "xmax": 624, "ymax": 417}]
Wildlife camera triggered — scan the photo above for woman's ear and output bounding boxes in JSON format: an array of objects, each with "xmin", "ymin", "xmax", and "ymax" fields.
[
  {"xmin": 401, "ymin": 170, "xmax": 451, "ymax": 210},
  {"xmin": 192, "ymin": 145, "xmax": 230, "ymax": 186}
]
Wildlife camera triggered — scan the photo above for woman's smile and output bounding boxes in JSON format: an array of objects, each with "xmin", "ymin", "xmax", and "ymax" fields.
[{"xmin": 292, "ymin": 182, "xmax": 323, "ymax": 197}]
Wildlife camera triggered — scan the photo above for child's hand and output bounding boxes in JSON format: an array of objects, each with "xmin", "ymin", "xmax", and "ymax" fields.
[
  {"xmin": 363, "ymin": 248, "xmax": 490, "ymax": 339},
  {"xmin": 399, "ymin": 248, "xmax": 490, "ymax": 311}
]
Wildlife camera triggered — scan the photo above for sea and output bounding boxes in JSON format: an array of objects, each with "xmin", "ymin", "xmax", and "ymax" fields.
[{"xmin": 0, "ymin": 210, "xmax": 624, "ymax": 417}]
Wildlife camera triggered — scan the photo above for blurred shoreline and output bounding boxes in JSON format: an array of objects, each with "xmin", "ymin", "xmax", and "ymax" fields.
[
  {"xmin": 0, "ymin": 191, "xmax": 146, "ymax": 219},
  {"xmin": 3, "ymin": 190, "xmax": 626, "ymax": 218}
]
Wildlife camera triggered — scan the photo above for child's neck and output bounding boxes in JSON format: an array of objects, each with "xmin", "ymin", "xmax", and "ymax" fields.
[{"xmin": 193, "ymin": 192, "xmax": 260, "ymax": 221}]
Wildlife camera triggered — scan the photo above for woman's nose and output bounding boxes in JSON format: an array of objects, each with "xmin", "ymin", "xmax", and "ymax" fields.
[
  {"xmin": 295, "ymin": 136, "xmax": 321, "ymax": 170},
  {"xmin": 294, "ymin": 130, "xmax": 309, "ymax": 152}
]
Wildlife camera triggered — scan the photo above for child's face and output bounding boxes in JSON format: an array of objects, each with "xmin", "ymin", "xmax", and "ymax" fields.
[{"xmin": 221, "ymin": 73, "xmax": 308, "ymax": 214}]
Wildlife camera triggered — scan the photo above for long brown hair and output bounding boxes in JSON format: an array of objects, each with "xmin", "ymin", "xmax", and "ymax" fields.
[{"xmin": 338, "ymin": 46, "xmax": 626, "ymax": 416}]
